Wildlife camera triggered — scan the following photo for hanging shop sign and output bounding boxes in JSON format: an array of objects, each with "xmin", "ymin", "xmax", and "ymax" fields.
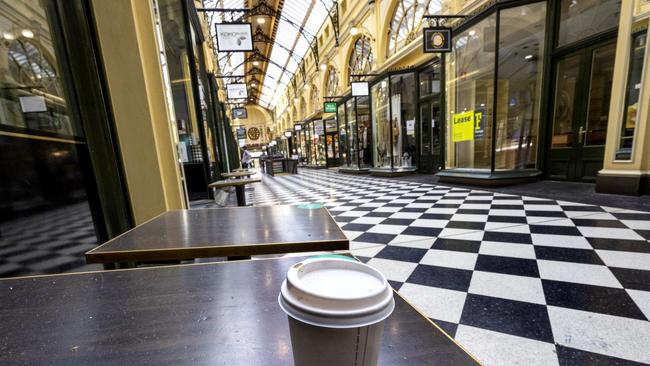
[
  {"xmin": 452, "ymin": 111, "xmax": 474, "ymax": 142},
  {"xmin": 323, "ymin": 101, "xmax": 337, "ymax": 113},
  {"xmin": 294, "ymin": 124, "xmax": 302, "ymax": 131},
  {"xmin": 247, "ymin": 127, "xmax": 261, "ymax": 140},
  {"xmin": 351, "ymin": 81, "xmax": 369, "ymax": 96},
  {"xmin": 227, "ymin": 83, "xmax": 248, "ymax": 99},
  {"xmin": 215, "ymin": 23, "xmax": 253, "ymax": 52},
  {"xmin": 284, "ymin": 131, "xmax": 292, "ymax": 137},
  {"xmin": 232, "ymin": 107, "xmax": 248, "ymax": 119},
  {"xmin": 423, "ymin": 27, "xmax": 452, "ymax": 53},
  {"xmin": 236, "ymin": 127, "xmax": 246, "ymax": 139}
]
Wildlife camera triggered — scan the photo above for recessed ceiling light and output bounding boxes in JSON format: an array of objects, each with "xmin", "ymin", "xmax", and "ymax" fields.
[
  {"xmin": 320, "ymin": 64, "xmax": 327, "ymax": 71},
  {"xmin": 257, "ymin": 17, "xmax": 266, "ymax": 24},
  {"xmin": 468, "ymin": 30, "xmax": 476, "ymax": 37},
  {"xmin": 350, "ymin": 27, "xmax": 358, "ymax": 36},
  {"xmin": 21, "ymin": 29, "xmax": 34, "ymax": 38},
  {"xmin": 253, "ymin": 61, "xmax": 260, "ymax": 66},
  {"xmin": 251, "ymin": 83, "xmax": 257, "ymax": 87},
  {"xmin": 525, "ymin": 54, "xmax": 533, "ymax": 60},
  {"xmin": 2, "ymin": 31, "xmax": 14, "ymax": 40}
]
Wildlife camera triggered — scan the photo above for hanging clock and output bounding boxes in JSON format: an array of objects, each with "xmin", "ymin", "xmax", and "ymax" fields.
[{"xmin": 248, "ymin": 127, "xmax": 261, "ymax": 140}]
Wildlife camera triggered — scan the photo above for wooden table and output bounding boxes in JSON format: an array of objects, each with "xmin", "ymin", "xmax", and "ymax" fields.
[
  {"xmin": 0, "ymin": 256, "xmax": 481, "ymax": 365},
  {"xmin": 85, "ymin": 206, "xmax": 349, "ymax": 267},
  {"xmin": 209, "ymin": 177, "xmax": 260, "ymax": 206}
]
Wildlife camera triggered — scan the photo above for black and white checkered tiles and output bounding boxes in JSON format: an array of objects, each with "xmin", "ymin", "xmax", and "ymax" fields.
[
  {"xmin": 244, "ymin": 169, "xmax": 650, "ymax": 366},
  {"xmin": 0, "ymin": 202, "xmax": 101, "ymax": 277}
]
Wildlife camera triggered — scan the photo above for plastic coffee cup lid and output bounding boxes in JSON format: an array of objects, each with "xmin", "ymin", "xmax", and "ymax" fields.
[{"xmin": 278, "ymin": 256, "xmax": 395, "ymax": 328}]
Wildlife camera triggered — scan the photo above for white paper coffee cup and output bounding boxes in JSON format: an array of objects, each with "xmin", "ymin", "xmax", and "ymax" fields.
[{"xmin": 278, "ymin": 255, "xmax": 395, "ymax": 366}]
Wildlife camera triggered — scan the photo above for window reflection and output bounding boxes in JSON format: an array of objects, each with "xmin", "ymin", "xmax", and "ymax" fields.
[
  {"xmin": 617, "ymin": 31, "xmax": 647, "ymax": 160},
  {"xmin": 558, "ymin": 0, "xmax": 621, "ymax": 47},
  {"xmin": 495, "ymin": 2, "xmax": 546, "ymax": 170}
]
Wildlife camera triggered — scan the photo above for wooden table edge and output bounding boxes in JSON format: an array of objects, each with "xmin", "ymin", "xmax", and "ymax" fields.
[{"xmin": 84, "ymin": 239, "xmax": 350, "ymax": 264}]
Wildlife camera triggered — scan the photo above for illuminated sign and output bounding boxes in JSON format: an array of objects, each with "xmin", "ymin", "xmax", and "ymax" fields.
[
  {"xmin": 423, "ymin": 27, "xmax": 452, "ymax": 53},
  {"xmin": 351, "ymin": 81, "xmax": 369, "ymax": 96},
  {"xmin": 294, "ymin": 124, "xmax": 302, "ymax": 131},
  {"xmin": 323, "ymin": 102, "xmax": 337, "ymax": 113},
  {"xmin": 215, "ymin": 23, "xmax": 253, "ymax": 52}
]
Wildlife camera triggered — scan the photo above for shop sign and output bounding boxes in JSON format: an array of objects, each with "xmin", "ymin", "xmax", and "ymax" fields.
[
  {"xmin": 215, "ymin": 23, "xmax": 253, "ymax": 52},
  {"xmin": 406, "ymin": 119, "xmax": 416, "ymax": 136},
  {"xmin": 294, "ymin": 124, "xmax": 302, "ymax": 131},
  {"xmin": 423, "ymin": 27, "xmax": 452, "ymax": 53},
  {"xmin": 236, "ymin": 127, "xmax": 246, "ymax": 139},
  {"xmin": 452, "ymin": 111, "xmax": 474, "ymax": 142},
  {"xmin": 227, "ymin": 83, "xmax": 248, "ymax": 99},
  {"xmin": 232, "ymin": 107, "xmax": 247, "ymax": 119},
  {"xmin": 323, "ymin": 101, "xmax": 337, "ymax": 113},
  {"xmin": 351, "ymin": 81, "xmax": 369, "ymax": 96}
]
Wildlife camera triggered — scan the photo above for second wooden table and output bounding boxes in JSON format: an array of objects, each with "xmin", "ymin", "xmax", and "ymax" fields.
[{"xmin": 86, "ymin": 205, "xmax": 348, "ymax": 267}]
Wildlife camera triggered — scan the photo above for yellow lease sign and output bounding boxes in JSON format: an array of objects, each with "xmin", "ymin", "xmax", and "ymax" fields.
[{"xmin": 452, "ymin": 111, "xmax": 474, "ymax": 142}]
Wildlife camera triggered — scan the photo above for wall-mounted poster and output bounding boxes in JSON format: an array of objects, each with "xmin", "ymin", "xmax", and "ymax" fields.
[
  {"xmin": 227, "ymin": 83, "xmax": 248, "ymax": 99},
  {"xmin": 452, "ymin": 111, "xmax": 474, "ymax": 142},
  {"xmin": 215, "ymin": 23, "xmax": 253, "ymax": 52}
]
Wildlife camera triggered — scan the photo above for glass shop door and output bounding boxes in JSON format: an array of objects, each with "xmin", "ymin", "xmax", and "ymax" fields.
[{"xmin": 547, "ymin": 42, "xmax": 616, "ymax": 181}]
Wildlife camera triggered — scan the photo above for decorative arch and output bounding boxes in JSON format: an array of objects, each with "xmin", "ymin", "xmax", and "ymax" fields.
[
  {"xmin": 347, "ymin": 35, "xmax": 374, "ymax": 86},
  {"xmin": 386, "ymin": 0, "xmax": 442, "ymax": 58}
]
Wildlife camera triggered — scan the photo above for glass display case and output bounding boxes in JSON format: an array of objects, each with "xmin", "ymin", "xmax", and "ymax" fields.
[
  {"xmin": 441, "ymin": 2, "xmax": 546, "ymax": 182},
  {"xmin": 339, "ymin": 96, "xmax": 372, "ymax": 172},
  {"xmin": 371, "ymin": 72, "xmax": 418, "ymax": 174},
  {"xmin": 337, "ymin": 104, "xmax": 348, "ymax": 165},
  {"xmin": 325, "ymin": 118, "xmax": 339, "ymax": 166}
]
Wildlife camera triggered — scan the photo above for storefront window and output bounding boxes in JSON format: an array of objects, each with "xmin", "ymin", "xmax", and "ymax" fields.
[
  {"xmin": 558, "ymin": 0, "xmax": 621, "ymax": 47},
  {"xmin": 158, "ymin": 0, "xmax": 202, "ymax": 164},
  {"xmin": 4, "ymin": 37, "xmax": 82, "ymax": 137},
  {"xmin": 390, "ymin": 73, "xmax": 417, "ymax": 168},
  {"xmin": 446, "ymin": 13, "xmax": 496, "ymax": 170},
  {"xmin": 357, "ymin": 96, "xmax": 372, "ymax": 168},
  {"xmin": 372, "ymin": 80, "xmax": 390, "ymax": 168},
  {"xmin": 313, "ymin": 119, "xmax": 326, "ymax": 166},
  {"xmin": 346, "ymin": 99, "xmax": 358, "ymax": 167},
  {"xmin": 617, "ymin": 30, "xmax": 647, "ymax": 160},
  {"xmin": 337, "ymin": 103, "xmax": 347, "ymax": 165},
  {"xmin": 494, "ymin": 3, "xmax": 546, "ymax": 170}
]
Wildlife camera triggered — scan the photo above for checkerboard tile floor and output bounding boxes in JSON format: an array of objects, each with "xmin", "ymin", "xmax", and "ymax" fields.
[
  {"xmin": 0, "ymin": 202, "xmax": 102, "ymax": 277},
  {"xmin": 227, "ymin": 169, "xmax": 650, "ymax": 366}
]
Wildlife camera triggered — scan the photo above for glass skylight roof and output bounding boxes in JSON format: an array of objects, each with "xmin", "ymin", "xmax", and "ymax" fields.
[
  {"xmin": 206, "ymin": 0, "xmax": 334, "ymax": 109},
  {"xmin": 260, "ymin": 0, "xmax": 334, "ymax": 109}
]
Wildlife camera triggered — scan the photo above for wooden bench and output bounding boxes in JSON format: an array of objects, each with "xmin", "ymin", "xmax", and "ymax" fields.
[{"xmin": 209, "ymin": 177, "xmax": 261, "ymax": 206}]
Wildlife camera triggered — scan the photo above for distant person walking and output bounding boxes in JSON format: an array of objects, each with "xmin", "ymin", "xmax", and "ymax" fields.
[{"xmin": 241, "ymin": 146, "xmax": 252, "ymax": 169}]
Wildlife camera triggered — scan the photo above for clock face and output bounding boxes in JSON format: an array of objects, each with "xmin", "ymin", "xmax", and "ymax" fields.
[{"xmin": 248, "ymin": 127, "xmax": 261, "ymax": 140}]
